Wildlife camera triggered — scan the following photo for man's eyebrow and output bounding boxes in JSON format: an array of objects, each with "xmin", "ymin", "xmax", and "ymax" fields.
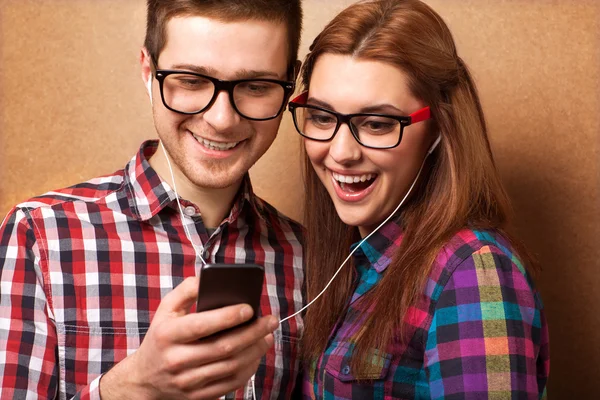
[
  {"xmin": 233, "ymin": 69, "xmax": 282, "ymax": 80},
  {"xmin": 164, "ymin": 65, "xmax": 282, "ymax": 80},
  {"xmin": 307, "ymin": 97, "xmax": 408, "ymax": 115},
  {"xmin": 170, "ymin": 64, "xmax": 218, "ymax": 77}
]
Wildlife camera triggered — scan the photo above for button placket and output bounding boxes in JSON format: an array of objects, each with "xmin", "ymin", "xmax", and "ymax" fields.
[{"xmin": 177, "ymin": 203, "xmax": 207, "ymax": 267}]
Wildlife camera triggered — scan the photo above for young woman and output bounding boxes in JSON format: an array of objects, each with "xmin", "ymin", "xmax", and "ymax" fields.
[{"xmin": 288, "ymin": 0, "xmax": 549, "ymax": 398}]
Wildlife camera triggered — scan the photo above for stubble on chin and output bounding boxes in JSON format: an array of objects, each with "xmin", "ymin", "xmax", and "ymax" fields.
[{"xmin": 178, "ymin": 156, "xmax": 246, "ymax": 189}]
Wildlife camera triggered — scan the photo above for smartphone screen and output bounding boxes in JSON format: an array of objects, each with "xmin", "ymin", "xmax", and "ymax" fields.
[{"xmin": 196, "ymin": 263, "xmax": 265, "ymax": 323}]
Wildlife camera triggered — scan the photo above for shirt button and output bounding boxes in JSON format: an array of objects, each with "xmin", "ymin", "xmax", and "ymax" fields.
[
  {"xmin": 342, "ymin": 365, "xmax": 351, "ymax": 375},
  {"xmin": 184, "ymin": 206, "xmax": 196, "ymax": 216}
]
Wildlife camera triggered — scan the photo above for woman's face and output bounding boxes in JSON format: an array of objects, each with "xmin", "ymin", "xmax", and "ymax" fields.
[{"xmin": 304, "ymin": 54, "xmax": 434, "ymax": 237}]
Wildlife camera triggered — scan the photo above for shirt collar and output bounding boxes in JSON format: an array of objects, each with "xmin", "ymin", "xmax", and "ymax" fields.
[
  {"xmin": 351, "ymin": 215, "xmax": 404, "ymax": 273},
  {"xmin": 226, "ymin": 175, "xmax": 263, "ymax": 225},
  {"xmin": 124, "ymin": 140, "xmax": 262, "ymax": 223}
]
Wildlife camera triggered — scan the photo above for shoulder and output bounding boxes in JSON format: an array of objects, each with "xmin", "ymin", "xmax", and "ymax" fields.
[
  {"xmin": 427, "ymin": 228, "xmax": 541, "ymax": 306},
  {"xmin": 427, "ymin": 228, "xmax": 543, "ymax": 315},
  {"xmin": 433, "ymin": 229, "xmax": 521, "ymax": 270},
  {"xmin": 0, "ymin": 171, "xmax": 120, "ymax": 256},
  {"xmin": 8, "ymin": 170, "xmax": 125, "ymax": 220},
  {"xmin": 430, "ymin": 229, "xmax": 531, "ymax": 284}
]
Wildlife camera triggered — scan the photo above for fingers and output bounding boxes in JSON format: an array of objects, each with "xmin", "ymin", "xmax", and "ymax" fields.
[
  {"xmin": 193, "ymin": 315, "xmax": 278, "ymax": 365},
  {"xmin": 163, "ymin": 303, "xmax": 259, "ymax": 343},
  {"xmin": 154, "ymin": 276, "xmax": 200, "ymax": 322},
  {"xmin": 186, "ymin": 359, "xmax": 259, "ymax": 399},
  {"xmin": 187, "ymin": 361, "xmax": 259, "ymax": 400},
  {"xmin": 174, "ymin": 333, "xmax": 275, "ymax": 392},
  {"xmin": 161, "ymin": 315, "xmax": 279, "ymax": 373}
]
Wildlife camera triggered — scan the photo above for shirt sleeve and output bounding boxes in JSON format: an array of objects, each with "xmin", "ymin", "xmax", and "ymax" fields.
[
  {"xmin": 0, "ymin": 207, "xmax": 103, "ymax": 400},
  {"xmin": 0, "ymin": 207, "xmax": 59, "ymax": 398},
  {"xmin": 424, "ymin": 244, "xmax": 550, "ymax": 399}
]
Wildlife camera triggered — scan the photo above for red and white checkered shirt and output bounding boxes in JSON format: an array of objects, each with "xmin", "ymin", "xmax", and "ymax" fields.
[{"xmin": 0, "ymin": 140, "xmax": 305, "ymax": 400}]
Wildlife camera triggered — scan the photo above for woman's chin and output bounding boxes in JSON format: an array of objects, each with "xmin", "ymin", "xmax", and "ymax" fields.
[{"xmin": 335, "ymin": 210, "xmax": 372, "ymax": 231}]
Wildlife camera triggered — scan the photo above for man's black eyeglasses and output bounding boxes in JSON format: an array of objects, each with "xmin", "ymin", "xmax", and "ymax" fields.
[{"xmin": 151, "ymin": 62, "xmax": 295, "ymax": 121}]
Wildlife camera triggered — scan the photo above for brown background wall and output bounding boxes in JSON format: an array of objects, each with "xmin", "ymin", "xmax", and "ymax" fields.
[{"xmin": 1, "ymin": 0, "xmax": 599, "ymax": 397}]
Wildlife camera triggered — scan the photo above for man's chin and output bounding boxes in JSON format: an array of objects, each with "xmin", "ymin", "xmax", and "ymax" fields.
[
  {"xmin": 180, "ymin": 157, "xmax": 242, "ymax": 185},
  {"xmin": 188, "ymin": 171, "xmax": 246, "ymax": 191},
  {"xmin": 192, "ymin": 179, "xmax": 242, "ymax": 190}
]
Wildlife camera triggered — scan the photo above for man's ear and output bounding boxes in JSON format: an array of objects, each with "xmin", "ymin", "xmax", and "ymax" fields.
[{"xmin": 140, "ymin": 47, "xmax": 153, "ymax": 89}]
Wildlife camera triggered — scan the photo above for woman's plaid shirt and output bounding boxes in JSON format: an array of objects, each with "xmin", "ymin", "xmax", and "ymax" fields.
[
  {"xmin": 0, "ymin": 141, "xmax": 304, "ymax": 400},
  {"xmin": 302, "ymin": 223, "xmax": 549, "ymax": 399}
]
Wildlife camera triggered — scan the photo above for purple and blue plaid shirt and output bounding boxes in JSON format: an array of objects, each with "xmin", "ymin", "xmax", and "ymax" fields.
[{"xmin": 302, "ymin": 220, "xmax": 549, "ymax": 399}]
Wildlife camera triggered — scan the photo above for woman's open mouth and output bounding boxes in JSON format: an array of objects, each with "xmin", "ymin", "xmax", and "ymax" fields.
[{"xmin": 331, "ymin": 171, "xmax": 378, "ymax": 202}]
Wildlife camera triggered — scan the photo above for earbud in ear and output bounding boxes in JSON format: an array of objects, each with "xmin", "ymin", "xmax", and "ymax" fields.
[
  {"xmin": 147, "ymin": 76, "xmax": 154, "ymax": 106},
  {"xmin": 146, "ymin": 75, "xmax": 154, "ymax": 106}
]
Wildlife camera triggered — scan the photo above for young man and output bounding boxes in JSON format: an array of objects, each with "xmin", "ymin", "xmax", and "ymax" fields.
[{"xmin": 0, "ymin": 1, "xmax": 304, "ymax": 399}]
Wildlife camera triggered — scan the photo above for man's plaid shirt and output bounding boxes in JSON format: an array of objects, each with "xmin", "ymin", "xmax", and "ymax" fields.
[{"xmin": 0, "ymin": 140, "xmax": 304, "ymax": 399}]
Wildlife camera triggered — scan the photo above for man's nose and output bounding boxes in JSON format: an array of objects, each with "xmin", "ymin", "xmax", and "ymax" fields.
[{"xmin": 201, "ymin": 90, "xmax": 241, "ymax": 131}]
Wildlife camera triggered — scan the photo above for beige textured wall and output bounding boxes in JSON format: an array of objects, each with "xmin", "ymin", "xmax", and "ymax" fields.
[{"xmin": 1, "ymin": 0, "xmax": 599, "ymax": 397}]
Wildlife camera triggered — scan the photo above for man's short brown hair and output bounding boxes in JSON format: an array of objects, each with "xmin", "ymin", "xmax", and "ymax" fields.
[{"xmin": 145, "ymin": 0, "xmax": 303, "ymax": 73}]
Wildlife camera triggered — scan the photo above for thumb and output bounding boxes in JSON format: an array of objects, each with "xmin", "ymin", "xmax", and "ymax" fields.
[{"xmin": 154, "ymin": 276, "xmax": 199, "ymax": 322}]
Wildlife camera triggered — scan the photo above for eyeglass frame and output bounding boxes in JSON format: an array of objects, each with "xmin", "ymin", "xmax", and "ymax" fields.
[
  {"xmin": 288, "ymin": 91, "xmax": 431, "ymax": 149},
  {"xmin": 150, "ymin": 59, "xmax": 296, "ymax": 121}
]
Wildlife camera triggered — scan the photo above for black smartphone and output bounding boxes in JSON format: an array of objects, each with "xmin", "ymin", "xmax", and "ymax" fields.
[{"xmin": 196, "ymin": 263, "xmax": 265, "ymax": 324}]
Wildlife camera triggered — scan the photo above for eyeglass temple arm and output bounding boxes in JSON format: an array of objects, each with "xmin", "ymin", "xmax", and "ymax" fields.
[
  {"xmin": 291, "ymin": 91, "xmax": 308, "ymax": 104},
  {"xmin": 409, "ymin": 107, "xmax": 430, "ymax": 124}
]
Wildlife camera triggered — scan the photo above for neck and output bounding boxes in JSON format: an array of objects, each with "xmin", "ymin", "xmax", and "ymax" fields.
[{"xmin": 149, "ymin": 145, "xmax": 243, "ymax": 228}]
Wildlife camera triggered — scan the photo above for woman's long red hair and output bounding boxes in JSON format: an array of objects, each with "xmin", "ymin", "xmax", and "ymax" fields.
[{"xmin": 300, "ymin": 0, "xmax": 538, "ymax": 374}]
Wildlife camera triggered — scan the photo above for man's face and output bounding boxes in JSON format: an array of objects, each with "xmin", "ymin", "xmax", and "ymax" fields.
[{"xmin": 145, "ymin": 16, "xmax": 289, "ymax": 189}]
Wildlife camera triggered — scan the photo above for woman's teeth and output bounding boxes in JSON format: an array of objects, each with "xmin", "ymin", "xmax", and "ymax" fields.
[
  {"xmin": 332, "ymin": 172, "xmax": 375, "ymax": 184},
  {"xmin": 332, "ymin": 171, "xmax": 377, "ymax": 193},
  {"xmin": 193, "ymin": 135, "xmax": 239, "ymax": 151}
]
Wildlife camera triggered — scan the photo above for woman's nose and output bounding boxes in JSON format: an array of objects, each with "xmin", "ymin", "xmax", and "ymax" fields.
[{"xmin": 328, "ymin": 123, "xmax": 362, "ymax": 164}]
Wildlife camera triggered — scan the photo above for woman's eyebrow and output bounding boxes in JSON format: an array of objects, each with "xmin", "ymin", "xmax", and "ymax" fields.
[
  {"xmin": 360, "ymin": 104, "xmax": 407, "ymax": 115},
  {"xmin": 307, "ymin": 97, "xmax": 407, "ymax": 115},
  {"xmin": 306, "ymin": 97, "xmax": 334, "ymax": 109}
]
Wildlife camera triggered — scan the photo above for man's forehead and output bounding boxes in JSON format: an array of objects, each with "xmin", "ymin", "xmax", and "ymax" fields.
[{"xmin": 159, "ymin": 15, "xmax": 289, "ymax": 78}]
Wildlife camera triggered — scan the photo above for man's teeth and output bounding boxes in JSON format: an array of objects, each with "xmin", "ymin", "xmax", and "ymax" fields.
[
  {"xmin": 332, "ymin": 172, "xmax": 375, "ymax": 184},
  {"xmin": 194, "ymin": 135, "xmax": 239, "ymax": 151}
]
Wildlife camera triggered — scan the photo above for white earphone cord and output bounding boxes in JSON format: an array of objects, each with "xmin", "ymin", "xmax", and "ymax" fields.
[
  {"xmin": 159, "ymin": 141, "xmax": 208, "ymax": 267},
  {"xmin": 279, "ymin": 135, "xmax": 440, "ymax": 324}
]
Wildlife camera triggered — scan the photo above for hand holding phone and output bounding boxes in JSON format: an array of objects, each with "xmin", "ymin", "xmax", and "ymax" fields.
[{"xmin": 100, "ymin": 276, "xmax": 277, "ymax": 400}]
